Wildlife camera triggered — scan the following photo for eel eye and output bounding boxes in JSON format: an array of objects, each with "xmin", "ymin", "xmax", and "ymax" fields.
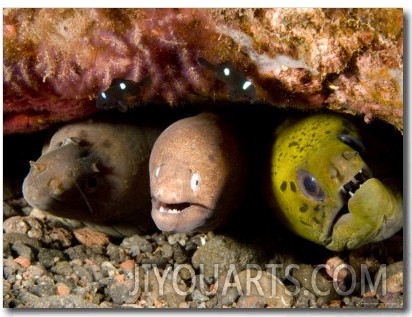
[
  {"xmin": 84, "ymin": 174, "xmax": 99, "ymax": 193},
  {"xmin": 154, "ymin": 166, "xmax": 161, "ymax": 179},
  {"xmin": 119, "ymin": 82, "xmax": 127, "ymax": 90},
  {"xmin": 191, "ymin": 173, "xmax": 201, "ymax": 191},
  {"xmin": 298, "ymin": 170, "xmax": 325, "ymax": 201}
]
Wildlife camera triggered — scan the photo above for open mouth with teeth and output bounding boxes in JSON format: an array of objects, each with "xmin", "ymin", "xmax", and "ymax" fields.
[
  {"xmin": 157, "ymin": 202, "xmax": 192, "ymax": 214},
  {"xmin": 340, "ymin": 168, "xmax": 372, "ymax": 202},
  {"xmin": 327, "ymin": 167, "xmax": 373, "ymax": 240},
  {"xmin": 151, "ymin": 198, "xmax": 214, "ymax": 232}
]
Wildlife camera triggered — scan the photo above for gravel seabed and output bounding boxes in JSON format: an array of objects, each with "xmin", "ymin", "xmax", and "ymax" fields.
[{"xmin": 3, "ymin": 195, "xmax": 403, "ymax": 309}]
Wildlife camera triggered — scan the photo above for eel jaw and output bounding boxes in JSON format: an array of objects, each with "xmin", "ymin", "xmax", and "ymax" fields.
[
  {"xmin": 327, "ymin": 167, "xmax": 372, "ymax": 238},
  {"xmin": 151, "ymin": 198, "xmax": 213, "ymax": 233}
]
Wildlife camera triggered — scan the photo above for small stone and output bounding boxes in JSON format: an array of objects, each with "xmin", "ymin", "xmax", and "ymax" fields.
[
  {"xmin": 292, "ymin": 264, "xmax": 339, "ymax": 305},
  {"xmin": 73, "ymin": 227, "xmax": 110, "ymax": 247},
  {"xmin": 236, "ymin": 295, "xmax": 266, "ymax": 308},
  {"xmin": 325, "ymin": 256, "xmax": 348, "ymax": 282},
  {"xmin": 28, "ymin": 279, "xmax": 56, "ymax": 297},
  {"xmin": 191, "ymin": 289, "xmax": 209, "ymax": 303},
  {"xmin": 106, "ymin": 243, "xmax": 127, "ymax": 264},
  {"xmin": 108, "ymin": 280, "xmax": 140, "ymax": 305},
  {"xmin": 384, "ymin": 261, "xmax": 403, "ymax": 294},
  {"xmin": 101, "ymin": 261, "xmax": 119, "ymax": 278},
  {"xmin": 294, "ymin": 288, "xmax": 317, "ymax": 308},
  {"xmin": 119, "ymin": 259, "xmax": 136, "ymax": 271},
  {"xmin": 205, "ymin": 296, "xmax": 219, "ymax": 308},
  {"xmin": 160, "ymin": 244, "xmax": 173, "ymax": 259},
  {"xmin": 237, "ymin": 269, "xmax": 293, "ymax": 308},
  {"xmin": 11, "ymin": 241, "xmax": 34, "ymax": 260},
  {"xmin": 121, "ymin": 235, "xmax": 154, "ymax": 255},
  {"xmin": 4, "ymin": 233, "xmax": 42, "ymax": 251},
  {"xmin": 3, "ymin": 216, "xmax": 43, "ymax": 239},
  {"xmin": 23, "ymin": 265, "xmax": 47, "ymax": 280},
  {"xmin": 37, "ymin": 248, "xmax": 65, "ymax": 269},
  {"xmin": 44, "ymin": 226, "xmax": 73, "ymax": 248},
  {"xmin": 376, "ymin": 261, "xmax": 403, "ymax": 308},
  {"xmin": 56, "ymin": 282, "xmax": 71, "ymax": 296},
  {"xmin": 179, "ymin": 302, "xmax": 190, "ymax": 308},
  {"xmin": 329, "ymin": 299, "xmax": 342, "ymax": 308},
  {"xmin": 64, "ymin": 245, "xmax": 89, "ymax": 261},
  {"xmin": 167, "ymin": 233, "xmax": 188, "ymax": 246},
  {"xmin": 192, "ymin": 235, "xmax": 261, "ymax": 283},
  {"xmin": 51, "ymin": 261, "xmax": 73, "ymax": 276},
  {"xmin": 219, "ymin": 287, "xmax": 239, "ymax": 306},
  {"xmin": 172, "ymin": 243, "xmax": 189, "ymax": 264},
  {"xmin": 14, "ymin": 256, "xmax": 31, "ymax": 268},
  {"xmin": 162, "ymin": 292, "xmax": 186, "ymax": 308}
]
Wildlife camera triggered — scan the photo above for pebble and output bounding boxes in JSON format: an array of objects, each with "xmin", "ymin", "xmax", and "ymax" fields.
[
  {"xmin": 108, "ymin": 279, "xmax": 140, "ymax": 305},
  {"xmin": 294, "ymin": 288, "xmax": 317, "ymax": 308},
  {"xmin": 51, "ymin": 261, "xmax": 73, "ymax": 276},
  {"xmin": 11, "ymin": 242, "xmax": 34, "ymax": 261},
  {"xmin": 106, "ymin": 243, "xmax": 128, "ymax": 264},
  {"xmin": 376, "ymin": 261, "xmax": 403, "ymax": 307},
  {"xmin": 192, "ymin": 235, "xmax": 261, "ymax": 283},
  {"xmin": 237, "ymin": 269, "xmax": 292, "ymax": 308},
  {"xmin": 190, "ymin": 289, "xmax": 210, "ymax": 303},
  {"xmin": 56, "ymin": 282, "xmax": 72, "ymax": 296},
  {"xmin": 3, "ymin": 216, "xmax": 44, "ymax": 239},
  {"xmin": 121, "ymin": 234, "xmax": 154, "ymax": 255},
  {"xmin": 14, "ymin": 256, "xmax": 31, "ymax": 269},
  {"xmin": 219, "ymin": 286, "xmax": 239, "ymax": 306},
  {"xmin": 167, "ymin": 233, "xmax": 188, "ymax": 246},
  {"xmin": 37, "ymin": 248, "xmax": 65, "ymax": 269},
  {"xmin": 73, "ymin": 227, "xmax": 110, "ymax": 247},
  {"xmin": 291, "ymin": 263, "xmax": 339, "ymax": 305},
  {"xmin": 172, "ymin": 243, "xmax": 189, "ymax": 264},
  {"xmin": 43, "ymin": 226, "xmax": 73, "ymax": 248},
  {"xmin": 4, "ymin": 232, "xmax": 42, "ymax": 251},
  {"xmin": 236, "ymin": 295, "xmax": 266, "ymax": 308},
  {"xmin": 119, "ymin": 259, "xmax": 136, "ymax": 271}
]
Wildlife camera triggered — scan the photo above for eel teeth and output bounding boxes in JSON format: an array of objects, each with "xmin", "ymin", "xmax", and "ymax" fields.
[
  {"xmin": 340, "ymin": 168, "xmax": 372, "ymax": 201},
  {"xmin": 158, "ymin": 202, "xmax": 191, "ymax": 214},
  {"xmin": 159, "ymin": 206, "xmax": 181, "ymax": 214}
]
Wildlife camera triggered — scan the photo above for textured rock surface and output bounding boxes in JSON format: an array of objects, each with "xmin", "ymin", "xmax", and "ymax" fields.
[{"xmin": 3, "ymin": 8, "xmax": 403, "ymax": 134}]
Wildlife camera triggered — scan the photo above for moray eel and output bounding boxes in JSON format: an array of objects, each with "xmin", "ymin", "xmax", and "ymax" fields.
[
  {"xmin": 149, "ymin": 112, "xmax": 247, "ymax": 233},
  {"xmin": 96, "ymin": 76, "xmax": 151, "ymax": 112},
  {"xmin": 198, "ymin": 58, "xmax": 257, "ymax": 102},
  {"xmin": 22, "ymin": 118, "xmax": 162, "ymax": 237},
  {"xmin": 268, "ymin": 114, "xmax": 403, "ymax": 251}
]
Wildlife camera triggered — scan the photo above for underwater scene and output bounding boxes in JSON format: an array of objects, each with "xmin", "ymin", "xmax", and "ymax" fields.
[{"xmin": 3, "ymin": 8, "xmax": 404, "ymax": 309}]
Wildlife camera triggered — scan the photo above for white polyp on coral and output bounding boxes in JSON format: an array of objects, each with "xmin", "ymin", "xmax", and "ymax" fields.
[{"xmin": 216, "ymin": 25, "xmax": 319, "ymax": 76}]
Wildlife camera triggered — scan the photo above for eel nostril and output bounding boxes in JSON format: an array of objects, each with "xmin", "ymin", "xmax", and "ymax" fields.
[{"xmin": 29, "ymin": 161, "xmax": 46, "ymax": 173}]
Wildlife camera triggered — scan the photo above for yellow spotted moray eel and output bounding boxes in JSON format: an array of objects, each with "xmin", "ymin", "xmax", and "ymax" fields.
[{"xmin": 267, "ymin": 114, "xmax": 403, "ymax": 251}]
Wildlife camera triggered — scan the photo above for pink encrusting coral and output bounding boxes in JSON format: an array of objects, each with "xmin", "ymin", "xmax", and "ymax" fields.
[{"xmin": 3, "ymin": 8, "xmax": 403, "ymax": 134}]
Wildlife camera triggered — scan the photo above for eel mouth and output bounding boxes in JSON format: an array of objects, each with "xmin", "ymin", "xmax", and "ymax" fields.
[
  {"xmin": 327, "ymin": 167, "xmax": 372, "ymax": 239},
  {"xmin": 339, "ymin": 167, "xmax": 372, "ymax": 202},
  {"xmin": 151, "ymin": 198, "xmax": 213, "ymax": 232},
  {"xmin": 157, "ymin": 201, "xmax": 192, "ymax": 214}
]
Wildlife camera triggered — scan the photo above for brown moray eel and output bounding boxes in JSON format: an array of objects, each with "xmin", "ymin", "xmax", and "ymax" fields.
[
  {"xmin": 149, "ymin": 112, "xmax": 247, "ymax": 233},
  {"xmin": 22, "ymin": 117, "xmax": 162, "ymax": 237}
]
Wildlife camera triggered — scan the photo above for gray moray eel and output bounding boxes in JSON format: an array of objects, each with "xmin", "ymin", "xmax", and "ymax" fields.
[
  {"xmin": 149, "ymin": 112, "xmax": 248, "ymax": 233},
  {"xmin": 22, "ymin": 117, "xmax": 162, "ymax": 237}
]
